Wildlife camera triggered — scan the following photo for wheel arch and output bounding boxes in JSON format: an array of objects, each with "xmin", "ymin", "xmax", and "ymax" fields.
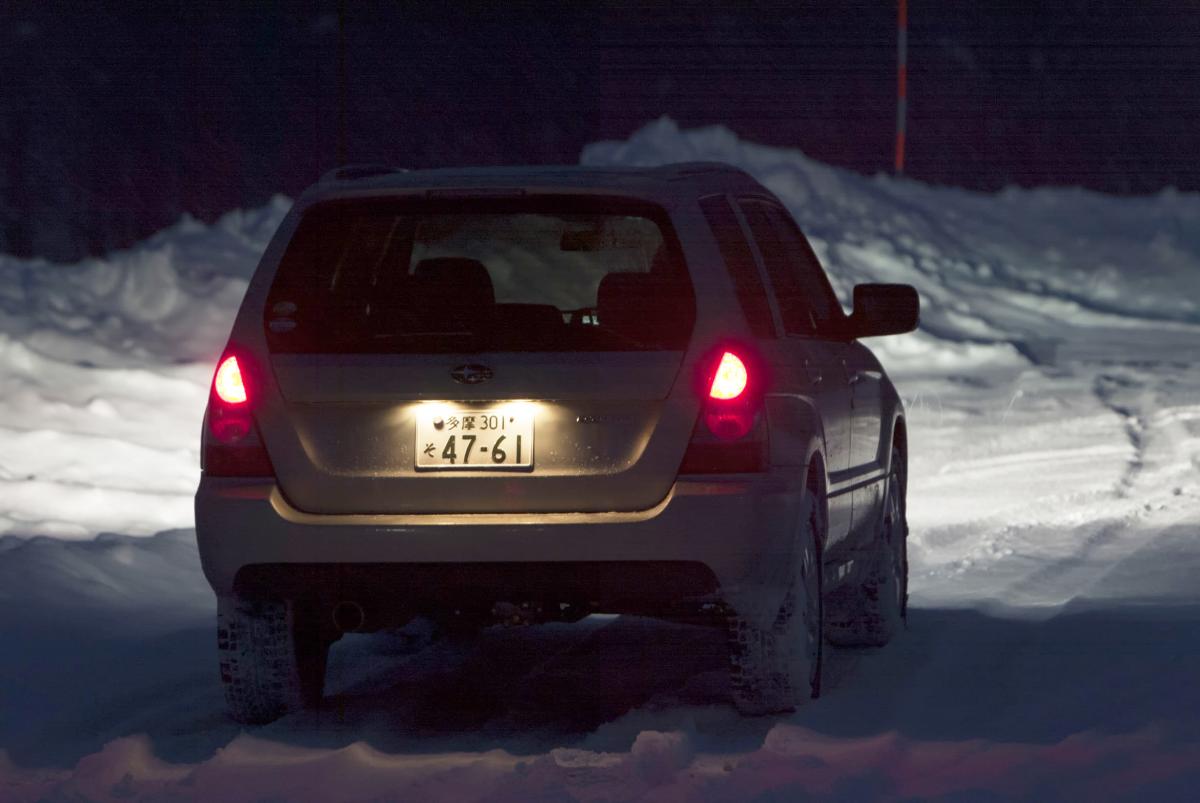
[
  {"xmin": 889, "ymin": 414, "xmax": 907, "ymax": 472},
  {"xmin": 804, "ymin": 448, "xmax": 830, "ymax": 552},
  {"xmin": 766, "ymin": 393, "xmax": 827, "ymax": 475}
]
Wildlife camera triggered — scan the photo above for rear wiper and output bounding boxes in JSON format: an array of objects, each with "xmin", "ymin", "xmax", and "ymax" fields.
[{"xmin": 369, "ymin": 331, "xmax": 477, "ymax": 340}]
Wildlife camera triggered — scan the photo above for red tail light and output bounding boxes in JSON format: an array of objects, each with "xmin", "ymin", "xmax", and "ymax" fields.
[
  {"xmin": 203, "ymin": 348, "xmax": 273, "ymax": 477},
  {"xmin": 708, "ymin": 351, "xmax": 748, "ymax": 400},
  {"xmin": 214, "ymin": 355, "xmax": 248, "ymax": 404},
  {"xmin": 680, "ymin": 346, "xmax": 768, "ymax": 474}
]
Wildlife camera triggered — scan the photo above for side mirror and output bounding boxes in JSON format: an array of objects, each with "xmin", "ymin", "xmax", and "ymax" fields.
[{"xmin": 848, "ymin": 284, "xmax": 919, "ymax": 338}]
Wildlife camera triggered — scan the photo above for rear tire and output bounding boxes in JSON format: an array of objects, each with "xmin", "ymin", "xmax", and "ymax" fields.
[
  {"xmin": 825, "ymin": 446, "xmax": 908, "ymax": 647},
  {"xmin": 728, "ymin": 483, "xmax": 824, "ymax": 715},
  {"xmin": 217, "ymin": 595, "xmax": 329, "ymax": 725}
]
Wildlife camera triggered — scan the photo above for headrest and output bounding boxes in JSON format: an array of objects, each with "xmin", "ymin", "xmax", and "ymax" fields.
[
  {"xmin": 399, "ymin": 257, "xmax": 495, "ymax": 333},
  {"xmin": 491, "ymin": 303, "xmax": 563, "ymax": 348},
  {"xmin": 597, "ymin": 272, "xmax": 662, "ymax": 345},
  {"xmin": 494, "ymin": 303, "xmax": 563, "ymax": 332},
  {"xmin": 411, "ymin": 257, "xmax": 495, "ymax": 307}
]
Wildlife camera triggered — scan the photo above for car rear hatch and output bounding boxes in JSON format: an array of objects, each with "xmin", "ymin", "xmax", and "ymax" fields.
[{"xmin": 257, "ymin": 195, "xmax": 700, "ymax": 514}]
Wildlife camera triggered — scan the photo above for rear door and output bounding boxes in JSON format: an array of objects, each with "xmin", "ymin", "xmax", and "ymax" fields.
[
  {"xmin": 736, "ymin": 198, "xmax": 853, "ymax": 472},
  {"xmin": 256, "ymin": 196, "xmax": 701, "ymax": 515},
  {"xmin": 735, "ymin": 198, "xmax": 855, "ymax": 545},
  {"xmin": 847, "ymin": 342, "xmax": 886, "ymax": 474}
]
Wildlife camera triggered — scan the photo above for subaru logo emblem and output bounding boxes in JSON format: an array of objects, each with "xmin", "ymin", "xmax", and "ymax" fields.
[{"xmin": 450, "ymin": 364, "xmax": 493, "ymax": 385}]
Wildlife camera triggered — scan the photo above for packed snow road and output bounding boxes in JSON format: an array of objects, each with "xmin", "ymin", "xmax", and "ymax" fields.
[{"xmin": 2, "ymin": 121, "xmax": 1199, "ymax": 800}]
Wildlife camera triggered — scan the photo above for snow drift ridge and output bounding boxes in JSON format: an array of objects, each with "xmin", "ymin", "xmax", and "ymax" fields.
[{"xmin": 2, "ymin": 119, "xmax": 1200, "ymax": 538}]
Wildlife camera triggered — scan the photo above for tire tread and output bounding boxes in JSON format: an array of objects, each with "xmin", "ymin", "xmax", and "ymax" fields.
[{"xmin": 217, "ymin": 596, "xmax": 324, "ymax": 725}]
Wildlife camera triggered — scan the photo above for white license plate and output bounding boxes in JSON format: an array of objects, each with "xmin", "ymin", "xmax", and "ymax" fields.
[{"xmin": 416, "ymin": 407, "xmax": 534, "ymax": 470}]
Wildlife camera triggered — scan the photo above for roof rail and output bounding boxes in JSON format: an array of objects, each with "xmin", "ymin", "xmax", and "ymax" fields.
[
  {"xmin": 658, "ymin": 161, "xmax": 741, "ymax": 176},
  {"xmin": 320, "ymin": 163, "xmax": 409, "ymax": 183},
  {"xmin": 652, "ymin": 161, "xmax": 755, "ymax": 183}
]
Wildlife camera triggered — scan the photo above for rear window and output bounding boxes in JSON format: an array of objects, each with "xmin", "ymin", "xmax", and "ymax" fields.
[
  {"xmin": 698, "ymin": 195, "xmax": 775, "ymax": 338},
  {"xmin": 265, "ymin": 197, "xmax": 695, "ymax": 353}
]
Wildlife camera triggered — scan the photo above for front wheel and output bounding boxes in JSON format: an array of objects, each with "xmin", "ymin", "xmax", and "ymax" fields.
[
  {"xmin": 728, "ymin": 483, "xmax": 824, "ymax": 715},
  {"xmin": 826, "ymin": 446, "xmax": 908, "ymax": 647},
  {"xmin": 217, "ymin": 595, "xmax": 330, "ymax": 725}
]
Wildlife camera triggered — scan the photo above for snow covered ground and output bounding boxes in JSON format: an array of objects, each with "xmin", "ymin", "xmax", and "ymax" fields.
[{"xmin": 2, "ymin": 119, "xmax": 1199, "ymax": 801}]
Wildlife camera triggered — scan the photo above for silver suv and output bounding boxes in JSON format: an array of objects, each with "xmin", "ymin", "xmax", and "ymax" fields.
[{"xmin": 196, "ymin": 162, "xmax": 919, "ymax": 723}]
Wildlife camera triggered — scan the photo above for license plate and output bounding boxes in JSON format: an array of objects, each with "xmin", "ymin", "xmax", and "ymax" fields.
[{"xmin": 416, "ymin": 407, "xmax": 534, "ymax": 470}]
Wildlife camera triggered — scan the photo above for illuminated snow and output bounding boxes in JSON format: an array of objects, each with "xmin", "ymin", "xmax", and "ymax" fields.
[{"xmin": 2, "ymin": 121, "xmax": 1199, "ymax": 800}]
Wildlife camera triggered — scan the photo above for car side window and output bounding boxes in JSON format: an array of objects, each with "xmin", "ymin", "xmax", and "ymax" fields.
[
  {"xmin": 739, "ymin": 199, "xmax": 844, "ymax": 337},
  {"xmin": 698, "ymin": 195, "xmax": 775, "ymax": 338}
]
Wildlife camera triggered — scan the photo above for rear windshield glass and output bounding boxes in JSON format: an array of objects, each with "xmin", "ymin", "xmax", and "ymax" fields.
[{"xmin": 265, "ymin": 197, "xmax": 695, "ymax": 353}]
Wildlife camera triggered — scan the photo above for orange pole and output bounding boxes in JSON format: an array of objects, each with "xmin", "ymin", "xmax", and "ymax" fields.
[{"xmin": 895, "ymin": 0, "xmax": 908, "ymax": 174}]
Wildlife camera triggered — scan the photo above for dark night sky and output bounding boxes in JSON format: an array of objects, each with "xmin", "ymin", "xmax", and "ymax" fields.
[{"xmin": 2, "ymin": 0, "xmax": 1199, "ymax": 260}]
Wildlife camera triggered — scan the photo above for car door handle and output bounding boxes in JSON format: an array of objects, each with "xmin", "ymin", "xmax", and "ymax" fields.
[{"xmin": 849, "ymin": 369, "xmax": 882, "ymax": 385}]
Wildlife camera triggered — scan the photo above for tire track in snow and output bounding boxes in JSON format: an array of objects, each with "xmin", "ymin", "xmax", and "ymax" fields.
[
  {"xmin": 1092, "ymin": 371, "xmax": 1148, "ymax": 498},
  {"xmin": 1002, "ymin": 516, "xmax": 1133, "ymax": 603},
  {"xmin": 980, "ymin": 365, "xmax": 1147, "ymax": 603},
  {"xmin": 1003, "ymin": 361, "xmax": 1193, "ymax": 604}
]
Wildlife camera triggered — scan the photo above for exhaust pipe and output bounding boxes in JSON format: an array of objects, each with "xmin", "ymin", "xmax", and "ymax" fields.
[{"xmin": 332, "ymin": 600, "xmax": 366, "ymax": 633}]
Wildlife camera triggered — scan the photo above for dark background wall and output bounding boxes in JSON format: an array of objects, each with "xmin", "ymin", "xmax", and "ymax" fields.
[{"xmin": 2, "ymin": 0, "xmax": 1198, "ymax": 261}]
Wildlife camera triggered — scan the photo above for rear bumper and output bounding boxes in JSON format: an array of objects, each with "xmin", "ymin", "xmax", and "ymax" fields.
[
  {"xmin": 233, "ymin": 561, "xmax": 721, "ymax": 624},
  {"xmin": 194, "ymin": 472, "xmax": 805, "ymax": 620}
]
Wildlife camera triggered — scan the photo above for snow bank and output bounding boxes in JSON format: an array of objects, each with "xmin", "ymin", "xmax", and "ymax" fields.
[
  {"xmin": 4, "ymin": 727, "xmax": 1198, "ymax": 802},
  {"xmin": 585, "ymin": 117, "xmax": 1200, "ymax": 339},
  {"xmin": 0, "ymin": 199, "xmax": 288, "ymax": 537},
  {"xmin": 4, "ymin": 119, "xmax": 1200, "ymax": 538},
  {"xmin": 3, "ymin": 119, "xmax": 1200, "ymax": 801},
  {"xmin": 0, "ymin": 529, "xmax": 210, "ymax": 635},
  {"xmin": 0, "ymin": 197, "xmax": 289, "ymax": 365},
  {"xmin": 586, "ymin": 118, "xmax": 1200, "ymax": 383}
]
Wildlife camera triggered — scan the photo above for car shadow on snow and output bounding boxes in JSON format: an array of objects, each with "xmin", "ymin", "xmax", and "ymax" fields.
[
  {"xmin": 5, "ymin": 605, "xmax": 1200, "ymax": 769},
  {"xmin": 288, "ymin": 598, "xmax": 1200, "ymax": 758},
  {"xmin": 3, "ymin": 531, "xmax": 1200, "ymax": 769},
  {"xmin": 277, "ymin": 614, "xmax": 746, "ymax": 756}
]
